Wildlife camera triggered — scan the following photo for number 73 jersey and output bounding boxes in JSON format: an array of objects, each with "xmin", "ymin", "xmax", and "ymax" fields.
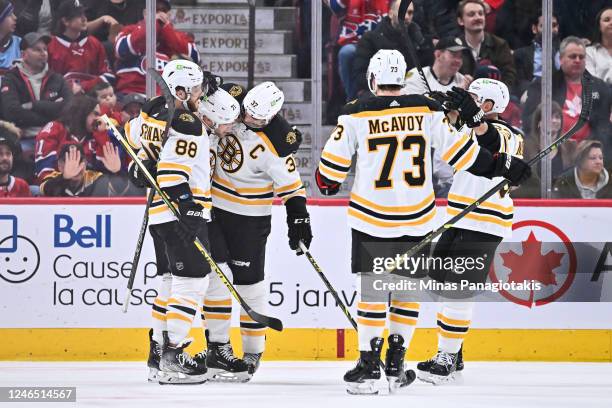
[{"xmin": 319, "ymin": 95, "xmax": 481, "ymax": 238}]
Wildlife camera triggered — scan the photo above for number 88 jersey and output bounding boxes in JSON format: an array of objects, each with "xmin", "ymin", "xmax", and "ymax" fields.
[{"xmin": 318, "ymin": 94, "xmax": 482, "ymax": 238}]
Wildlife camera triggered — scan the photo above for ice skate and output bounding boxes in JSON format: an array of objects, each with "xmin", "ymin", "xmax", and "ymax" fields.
[
  {"xmin": 158, "ymin": 332, "xmax": 207, "ymax": 384},
  {"xmin": 344, "ymin": 337, "xmax": 383, "ymax": 395},
  {"xmin": 206, "ymin": 342, "xmax": 251, "ymax": 382},
  {"xmin": 384, "ymin": 334, "xmax": 416, "ymax": 393}
]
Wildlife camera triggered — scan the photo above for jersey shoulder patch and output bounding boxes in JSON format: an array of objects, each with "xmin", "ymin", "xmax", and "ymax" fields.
[
  {"xmin": 341, "ymin": 94, "xmax": 443, "ymax": 116},
  {"xmin": 489, "ymin": 119, "xmax": 524, "ymax": 138},
  {"xmin": 141, "ymin": 96, "xmax": 168, "ymax": 119},
  {"xmin": 252, "ymin": 114, "xmax": 298, "ymax": 157},
  {"xmin": 171, "ymin": 110, "xmax": 203, "ymax": 137}
]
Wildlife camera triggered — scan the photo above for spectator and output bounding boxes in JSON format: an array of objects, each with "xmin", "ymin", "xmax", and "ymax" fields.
[
  {"xmin": 553, "ymin": 140, "xmax": 612, "ymax": 199},
  {"xmin": 40, "ymin": 142, "xmax": 139, "ymax": 196},
  {"xmin": 403, "ymin": 36, "xmax": 470, "ymax": 95},
  {"xmin": 586, "ymin": 7, "xmax": 612, "ymax": 85},
  {"xmin": 0, "ymin": 129, "xmax": 31, "ymax": 197},
  {"xmin": 14, "ymin": 0, "xmax": 62, "ymax": 37},
  {"xmin": 34, "ymin": 95, "xmax": 117, "ymax": 184},
  {"xmin": 513, "ymin": 14, "xmax": 560, "ymax": 97},
  {"xmin": 48, "ymin": 0, "xmax": 114, "ymax": 94},
  {"xmin": 0, "ymin": 0, "xmax": 21, "ymax": 72},
  {"xmin": 120, "ymin": 92, "xmax": 145, "ymax": 122},
  {"xmin": 525, "ymin": 101, "xmax": 574, "ymax": 179},
  {"xmin": 89, "ymin": 81, "xmax": 123, "ymax": 124},
  {"xmin": 1, "ymin": 32, "xmax": 71, "ymax": 156},
  {"xmin": 494, "ymin": 0, "xmax": 542, "ymax": 49},
  {"xmin": 522, "ymin": 36, "xmax": 612, "ymax": 152},
  {"xmin": 456, "ymin": 0, "xmax": 517, "ymax": 90},
  {"xmin": 325, "ymin": 0, "xmax": 389, "ymax": 101},
  {"xmin": 83, "ymin": 0, "xmax": 145, "ymax": 43},
  {"xmin": 352, "ymin": 0, "xmax": 434, "ymax": 96},
  {"xmin": 554, "ymin": 0, "xmax": 612, "ymax": 40},
  {"xmin": 114, "ymin": 0, "xmax": 200, "ymax": 95}
]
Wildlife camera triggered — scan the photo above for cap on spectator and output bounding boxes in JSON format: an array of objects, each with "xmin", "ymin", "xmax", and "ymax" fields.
[
  {"xmin": 220, "ymin": 83, "xmax": 247, "ymax": 106},
  {"xmin": 57, "ymin": 0, "xmax": 86, "ymax": 20},
  {"xmin": 20, "ymin": 32, "xmax": 52, "ymax": 51},
  {"xmin": 121, "ymin": 93, "xmax": 146, "ymax": 109},
  {"xmin": 0, "ymin": 0, "xmax": 14, "ymax": 25},
  {"xmin": 474, "ymin": 64, "xmax": 502, "ymax": 81},
  {"xmin": 435, "ymin": 37, "xmax": 468, "ymax": 52}
]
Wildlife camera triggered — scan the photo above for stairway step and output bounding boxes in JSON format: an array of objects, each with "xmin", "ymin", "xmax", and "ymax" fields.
[
  {"xmin": 202, "ymin": 54, "xmax": 296, "ymax": 78},
  {"xmin": 193, "ymin": 30, "xmax": 292, "ymax": 54},
  {"xmin": 170, "ymin": 6, "xmax": 296, "ymax": 31},
  {"xmin": 222, "ymin": 78, "xmax": 309, "ymax": 102}
]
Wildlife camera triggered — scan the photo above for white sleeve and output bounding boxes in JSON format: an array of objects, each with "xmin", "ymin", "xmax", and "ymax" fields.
[
  {"xmin": 265, "ymin": 153, "xmax": 307, "ymax": 203},
  {"xmin": 317, "ymin": 114, "xmax": 356, "ymax": 183},
  {"xmin": 430, "ymin": 112, "xmax": 481, "ymax": 172},
  {"xmin": 157, "ymin": 128, "xmax": 204, "ymax": 191}
]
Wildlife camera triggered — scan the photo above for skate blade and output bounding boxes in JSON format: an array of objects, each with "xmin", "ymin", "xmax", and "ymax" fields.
[
  {"xmin": 387, "ymin": 370, "xmax": 416, "ymax": 393},
  {"xmin": 346, "ymin": 380, "xmax": 378, "ymax": 395},
  {"xmin": 207, "ymin": 368, "xmax": 252, "ymax": 383},
  {"xmin": 158, "ymin": 371, "xmax": 207, "ymax": 385},
  {"xmin": 429, "ymin": 372, "xmax": 457, "ymax": 386},
  {"xmin": 417, "ymin": 369, "xmax": 434, "ymax": 384},
  {"xmin": 148, "ymin": 368, "xmax": 167, "ymax": 383}
]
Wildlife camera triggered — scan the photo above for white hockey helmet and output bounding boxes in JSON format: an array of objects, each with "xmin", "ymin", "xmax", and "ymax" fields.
[
  {"xmin": 367, "ymin": 49, "xmax": 407, "ymax": 93},
  {"xmin": 467, "ymin": 78, "xmax": 510, "ymax": 114},
  {"xmin": 161, "ymin": 59, "xmax": 204, "ymax": 101},
  {"xmin": 242, "ymin": 81, "xmax": 285, "ymax": 121},
  {"xmin": 199, "ymin": 88, "xmax": 241, "ymax": 127}
]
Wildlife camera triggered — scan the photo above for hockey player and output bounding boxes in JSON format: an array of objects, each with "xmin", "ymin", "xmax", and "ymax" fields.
[
  {"xmin": 202, "ymin": 81, "xmax": 312, "ymax": 380},
  {"xmin": 315, "ymin": 50, "xmax": 531, "ymax": 394},
  {"xmin": 124, "ymin": 59, "xmax": 209, "ymax": 384},
  {"xmin": 416, "ymin": 79, "xmax": 524, "ymax": 385}
]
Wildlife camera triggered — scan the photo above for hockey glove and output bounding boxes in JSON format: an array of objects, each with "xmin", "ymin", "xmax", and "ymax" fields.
[
  {"xmin": 446, "ymin": 86, "xmax": 485, "ymax": 128},
  {"xmin": 203, "ymin": 71, "xmax": 223, "ymax": 97},
  {"xmin": 286, "ymin": 197, "xmax": 312, "ymax": 255},
  {"xmin": 425, "ymin": 91, "xmax": 452, "ymax": 111},
  {"xmin": 174, "ymin": 199, "xmax": 207, "ymax": 244},
  {"xmin": 493, "ymin": 153, "xmax": 532, "ymax": 186},
  {"xmin": 128, "ymin": 159, "xmax": 157, "ymax": 188},
  {"xmin": 315, "ymin": 168, "xmax": 341, "ymax": 196}
]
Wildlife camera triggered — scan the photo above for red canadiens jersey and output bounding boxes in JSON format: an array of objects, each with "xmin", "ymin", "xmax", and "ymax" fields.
[
  {"xmin": 0, "ymin": 176, "xmax": 31, "ymax": 197},
  {"xmin": 330, "ymin": 0, "xmax": 388, "ymax": 46},
  {"xmin": 48, "ymin": 34, "xmax": 114, "ymax": 92},
  {"xmin": 114, "ymin": 20, "xmax": 200, "ymax": 94},
  {"xmin": 34, "ymin": 121, "xmax": 110, "ymax": 184}
]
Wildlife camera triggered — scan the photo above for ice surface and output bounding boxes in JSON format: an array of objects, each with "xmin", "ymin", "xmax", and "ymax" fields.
[{"xmin": 0, "ymin": 361, "xmax": 611, "ymax": 408}]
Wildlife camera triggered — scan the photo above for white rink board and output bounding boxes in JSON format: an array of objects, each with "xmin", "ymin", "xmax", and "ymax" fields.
[{"xmin": 1, "ymin": 203, "xmax": 612, "ymax": 329}]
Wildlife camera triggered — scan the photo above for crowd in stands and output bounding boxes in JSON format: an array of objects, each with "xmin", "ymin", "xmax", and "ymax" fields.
[
  {"xmin": 1, "ymin": 0, "xmax": 611, "ymax": 199},
  {"xmin": 326, "ymin": 0, "xmax": 612, "ymax": 198},
  {"xmin": 0, "ymin": 0, "xmax": 197, "ymax": 198}
]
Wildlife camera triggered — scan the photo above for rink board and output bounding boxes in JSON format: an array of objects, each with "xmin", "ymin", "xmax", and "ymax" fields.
[{"xmin": 1, "ymin": 198, "xmax": 612, "ymax": 361}]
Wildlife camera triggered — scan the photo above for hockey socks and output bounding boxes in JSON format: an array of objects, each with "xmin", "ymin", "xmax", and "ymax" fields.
[{"xmin": 151, "ymin": 273, "xmax": 172, "ymax": 345}]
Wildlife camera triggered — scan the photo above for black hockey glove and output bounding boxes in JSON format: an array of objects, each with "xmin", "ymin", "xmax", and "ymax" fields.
[
  {"xmin": 286, "ymin": 197, "xmax": 312, "ymax": 255},
  {"xmin": 174, "ymin": 199, "xmax": 207, "ymax": 244},
  {"xmin": 493, "ymin": 153, "xmax": 532, "ymax": 186},
  {"xmin": 315, "ymin": 168, "xmax": 341, "ymax": 196},
  {"xmin": 203, "ymin": 71, "xmax": 223, "ymax": 97},
  {"xmin": 128, "ymin": 159, "xmax": 157, "ymax": 188},
  {"xmin": 446, "ymin": 86, "xmax": 485, "ymax": 128}
]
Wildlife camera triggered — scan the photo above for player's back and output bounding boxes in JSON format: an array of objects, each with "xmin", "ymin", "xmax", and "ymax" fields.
[{"xmin": 321, "ymin": 94, "xmax": 471, "ymax": 238}]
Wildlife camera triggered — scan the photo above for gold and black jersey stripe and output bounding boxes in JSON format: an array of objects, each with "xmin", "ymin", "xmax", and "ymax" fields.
[
  {"xmin": 212, "ymin": 175, "xmax": 275, "ymax": 206},
  {"xmin": 447, "ymin": 193, "xmax": 513, "ymax": 228},
  {"xmin": 348, "ymin": 192, "xmax": 436, "ymax": 228}
]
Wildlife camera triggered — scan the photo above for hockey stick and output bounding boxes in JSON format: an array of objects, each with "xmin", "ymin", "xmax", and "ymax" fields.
[
  {"xmin": 122, "ymin": 69, "xmax": 176, "ymax": 313},
  {"xmin": 103, "ymin": 115, "xmax": 284, "ymax": 331},
  {"xmin": 298, "ymin": 242, "xmax": 358, "ymax": 330},
  {"xmin": 387, "ymin": 71, "xmax": 594, "ymax": 273},
  {"xmin": 398, "ymin": 0, "xmax": 432, "ymax": 93}
]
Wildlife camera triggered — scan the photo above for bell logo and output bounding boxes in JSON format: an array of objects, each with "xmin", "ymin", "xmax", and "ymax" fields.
[{"xmin": 54, "ymin": 214, "xmax": 112, "ymax": 248}]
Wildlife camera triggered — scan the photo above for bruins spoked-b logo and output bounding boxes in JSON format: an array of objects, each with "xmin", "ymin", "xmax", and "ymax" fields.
[{"xmin": 217, "ymin": 135, "xmax": 243, "ymax": 173}]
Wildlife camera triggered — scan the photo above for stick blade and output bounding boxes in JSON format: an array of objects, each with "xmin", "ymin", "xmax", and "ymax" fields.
[{"xmin": 247, "ymin": 310, "xmax": 284, "ymax": 332}]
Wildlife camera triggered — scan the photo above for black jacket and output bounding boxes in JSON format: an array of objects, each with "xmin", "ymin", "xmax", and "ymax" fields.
[
  {"xmin": 522, "ymin": 71, "xmax": 612, "ymax": 155},
  {"xmin": 552, "ymin": 167, "xmax": 612, "ymax": 199},
  {"xmin": 352, "ymin": 16, "xmax": 434, "ymax": 95},
  {"xmin": 0, "ymin": 65, "xmax": 72, "ymax": 128},
  {"xmin": 459, "ymin": 33, "xmax": 517, "ymax": 90},
  {"xmin": 513, "ymin": 42, "xmax": 560, "ymax": 97}
]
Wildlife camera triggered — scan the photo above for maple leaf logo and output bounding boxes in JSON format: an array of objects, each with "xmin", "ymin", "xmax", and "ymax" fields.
[{"xmin": 499, "ymin": 231, "xmax": 564, "ymax": 286}]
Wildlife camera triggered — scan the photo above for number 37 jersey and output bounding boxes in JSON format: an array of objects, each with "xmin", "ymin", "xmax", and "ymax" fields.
[{"xmin": 318, "ymin": 95, "xmax": 482, "ymax": 238}]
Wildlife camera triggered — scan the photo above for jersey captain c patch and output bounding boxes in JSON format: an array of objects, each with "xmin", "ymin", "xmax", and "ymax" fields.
[{"xmin": 217, "ymin": 134, "xmax": 244, "ymax": 173}]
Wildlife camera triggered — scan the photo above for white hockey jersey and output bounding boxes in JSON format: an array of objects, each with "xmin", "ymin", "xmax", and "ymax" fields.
[
  {"xmin": 152, "ymin": 110, "xmax": 212, "ymax": 225},
  {"xmin": 211, "ymin": 122, "xmax": 306, "ymax": 217},
  {"xmin": 446, "ymin": 120, "xmax": 524, "ymax": 238},
  {"xmin": 319, "ymin": 95, "xmax": 482, "ymax": 238}
]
